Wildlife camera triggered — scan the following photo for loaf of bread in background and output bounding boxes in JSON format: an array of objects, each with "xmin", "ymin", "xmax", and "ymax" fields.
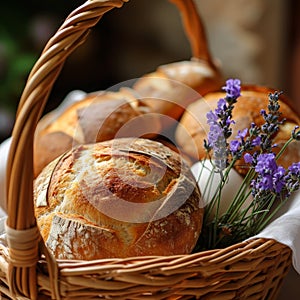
[
  {"xmin": 133, "ymin": 59, "xmax": 223, "ymax": 130},
  {"xmin": 175, "ymin": 85, "xmax": 300, "ymax": 175},
  {"xmin": 34, "ymin": 137, "xmax": 204, "ymax": 260},
  {"xmin": 33, "ymin": 88, "xmax": 161, "ymax": 177}
]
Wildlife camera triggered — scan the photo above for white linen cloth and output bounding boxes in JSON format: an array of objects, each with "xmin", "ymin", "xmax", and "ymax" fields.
[
  {"xmin": 0, "ymin": 137, "xmax": 11, "ymax": 212},
  {"xmin": 250, "ymin": 191, "xmax": 300, "ymax": 273}
]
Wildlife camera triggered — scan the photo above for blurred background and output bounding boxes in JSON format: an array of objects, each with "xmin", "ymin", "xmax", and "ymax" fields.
[{"xmin": 0, "ymin": 0, "xmax": 299, "ymax": 143}]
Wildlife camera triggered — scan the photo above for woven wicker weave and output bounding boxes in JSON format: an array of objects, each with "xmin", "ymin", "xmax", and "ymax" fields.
[{"xmin": 0, "ymin": 0, "xmax": 292, "ymax": 299}]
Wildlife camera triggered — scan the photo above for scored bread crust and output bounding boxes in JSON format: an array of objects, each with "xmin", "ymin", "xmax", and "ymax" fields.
[
  {"xmin": 33, "ymin": 88, "xmax": 161, "ymax": 178},
  {"xmin": 175, "ymin": 86, "xmax": 300, "ymax": 174},
  {"xmin": 34, "ymin": 138, "xmax": 204, "ymax": 260}
]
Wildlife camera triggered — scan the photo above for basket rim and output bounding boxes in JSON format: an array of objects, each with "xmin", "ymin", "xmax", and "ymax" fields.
[{"xmin": 0, "ymin": 236, "xmax": 292, "ymax": 299}]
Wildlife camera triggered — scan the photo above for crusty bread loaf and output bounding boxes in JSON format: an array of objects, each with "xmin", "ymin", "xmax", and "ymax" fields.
[
  {"xmin": 34, "ymin": 59, "xmax": 222, "ymax": 177},
  {"xmin": 34, "ymin": 138, "xmax": 204, "ymax": 260},
  {"xmin": 133, "ymin": 59, "xmax": 223, "ymax": 129},
  {"xmin": 175, "ymin": 85, "xmax": 300, "ymax": 174},
  {"xmin": 33, "ymin": 88, "xmax": 161, "ymax": 177}
]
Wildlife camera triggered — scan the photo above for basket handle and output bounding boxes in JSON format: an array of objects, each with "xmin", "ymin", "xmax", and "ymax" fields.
[
  {"xmin": 170, "ymin": 0, "xmax": 214, "ymax": 64},
  {"xmin": 5, "ymin": 0, "xmax": 209, "ymax": 298}
]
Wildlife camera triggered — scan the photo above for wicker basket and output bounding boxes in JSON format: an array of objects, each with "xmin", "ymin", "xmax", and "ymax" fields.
[{"xmin": 0, "ymin": 0, "xmax": 292, "ymax": 299}]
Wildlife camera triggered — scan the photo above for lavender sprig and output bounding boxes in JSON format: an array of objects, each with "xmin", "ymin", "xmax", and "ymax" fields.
[
  {"xmin": 204, "ymin": 79, "xmax": 241, "ymax": 172},
  {"xmin": 196, "ymin": 80, "xmax": 300, "ymax": 251}
]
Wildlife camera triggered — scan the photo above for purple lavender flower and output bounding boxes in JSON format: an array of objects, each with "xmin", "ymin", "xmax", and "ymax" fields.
[
  {"xmin": 255, "ymin": 153, "xmax": 277, "ymax": 175},
  {"xmin": 284, "ymin": 162, "xmax": 300, "ymax": 194},
  {"xmin": 206, "ymin": 111, "xmax": 222, "ymax": 145},
  {"xmin": 244, "ymin": 153, "xmax": 253, "ymax": 164},
  {"xmin": 205, "ymin": 108, "xmax": 227, "ymax": 171},
  {"xmin": 205, "ymin": 78, "xmax": 242, "ymax": 172},
  {"xmin": 222, "ymin": 79, "xmax": 241, "ymax": 99},
  {"xmin": 258, "ymin": 91, "xmax": 284, "ymax": 152},
  {"xmin": 273, "ymin": 166, "xmax": 286, "ymax": 193},
  {"xmin": 229, "ymin": 128, "xmax": 249, "ymax": 155},
  {"xmin": 229, "ymin": 140, "xmax": 240, "ymax": 153},
  {"xmin": 236, "ymin": 128, "xmax": 248, "ymax": 139},
  {"xmin": 215, "ymin": 98, "xmax": 227, "ymax": 115},
  {"xmin": 288, "ymin": 162, "xmax": 300, "ymax": 175},
  {"xmin": 252, "ymin": 136, "xmax": 261, "ymax": 146},
  {"xmin": 251, "ymin": 153, "xmax": 287, "ymax": 194},
  {"xmin": 208, "ymin": 124, "xmax": 224, "ymax": 145},
  {"xmin": 206, "ymin": 113, "xmax": 227, "ymax": 170},
  {"xmin": 206, "ymin": 111, "xmax": 218, "ymax": 125},
  {"xmin": 260, "ymin": 109, "xmax": 266, "ymax": 116},
  {"xmin": 225, "ymin": 116, "xmax": 235, "ymax": 127},
  {"xmin": 257, "ymin": 176, "xmax": 273, "ymax": 191}
]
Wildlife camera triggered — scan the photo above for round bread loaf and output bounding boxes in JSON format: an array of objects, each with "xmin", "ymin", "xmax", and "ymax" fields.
[
  {"xmin": 33, "ymin": 88, "xmax": 161, "ymax": 178},
  {"xmin": 175, "ymin": 85, "xmax": 300, "ymax": 174},
  {"xmin": 133, "ymin": 59, "xmax": 223, "ymax": 129},
  {"xmin": 34, "ymin": 138, "xmax": 204, "ymax": 260}
]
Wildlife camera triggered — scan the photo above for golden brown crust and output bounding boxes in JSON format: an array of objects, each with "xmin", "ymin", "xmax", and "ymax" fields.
[
  {"xmin": 175, "ymin": 86, "xmax": 300, "ymax": 174},
  {"xmin": 133, "ymin": 59, "xmax": 223, "ymax": 128},
  {"xmin": 34, "ymin": 138, "xmax": 204, "ymax": 260},
  {"xmin": 33, "ymin": 88, "xmax": 162, "ymax": 177}
]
